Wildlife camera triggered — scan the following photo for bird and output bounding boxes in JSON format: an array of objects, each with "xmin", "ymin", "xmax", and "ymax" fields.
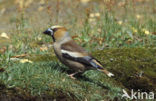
[{"xmin": 43, "ymin": 25, "xmax": 114, "ymax": 79}]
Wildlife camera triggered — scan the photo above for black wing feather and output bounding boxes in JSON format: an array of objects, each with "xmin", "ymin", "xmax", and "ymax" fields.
[{"xmin": 62, "ymin": 53, "xmax": 103, "ymax": 69}]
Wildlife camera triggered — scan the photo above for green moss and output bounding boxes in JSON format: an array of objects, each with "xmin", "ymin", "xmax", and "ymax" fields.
[
  {"xmin": 29, "ymin": 41, "xmax": 44, "ymax": 48},
  {"xmin": 28, "ymin": 54, "xmax": 57, "ymax": 62},
  {"xmin": 27, "ymin": 47, "xmax": 156, "ymax": 93},
  {"xmin": 93, "ymin": 48, "xmax": 156, "ymax": 93}
]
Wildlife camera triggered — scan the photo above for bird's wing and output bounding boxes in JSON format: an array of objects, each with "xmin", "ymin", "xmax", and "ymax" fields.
[
  {"xmin": 60, "ymin": 40, "xmax": 114, "ymax": 77},
  {"xmin": 61, "ymin": 40, "xmax": 104, "ymax": 69},
  {"xmin": 62, "ymin": 51, "xmax": 114, "ymax": 77},
  {"xmin": 61, "ymin": 50, "xmax": 104, "ymax": 70}
]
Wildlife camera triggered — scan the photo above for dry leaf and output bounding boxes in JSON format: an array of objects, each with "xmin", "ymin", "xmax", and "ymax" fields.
[
  {"xmin": 89, "ymin": 13, "xmax": 100, "ymax": 18},
  {"xmin": 144, "ymin": 31, "xmax": 150, "ymax": 35},
  {"xmin": 94, "ymin": 13, "xmax": 100, "ymax": 17},
  {"xmin": 72, "ymin": 35, "xmax": 79, "ymax": 39},
  {"xmin": 20, "ymin": 59, "xmax": 33, "ymax": 63},
  {"xmin": 89, "ymin": 13, "xmax": 95, "ymax": 18},
  {"xmin": 136, "ymin": 14, "xmax": 142, "ymax": 19},
  {"xmin": 80, "ymin": 0, "xmax": 90, "ymax": 4},
  {"xmin": 12, "ymin": 54, "xmax": 28, "ymax": 58},
  {"xmin": 117, "ymin": 21, "xmax": 123, "ymax": 25},
  {"xmin": 142, "ymin": 28, "xmax": 150, "ymax": 35},
  {"xmin": 152, "ymin": 32, "xmax": 156, "ymax": 35},
  {"xmin": 97, "ymin": 28, "xmax": 102, "ymax": 33},
  {"xmin": 1, "ymin": 32, "xmax": 9, "ymax": 39},
  {"xmin": 40, "ymin": 46, "xmax": 48, "ymax": 51}
]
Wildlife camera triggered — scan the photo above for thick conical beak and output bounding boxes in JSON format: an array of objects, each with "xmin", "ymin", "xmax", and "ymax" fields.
[{"xmin": 43, "ymin": 28, "xmax": 53, "ymax": 36}]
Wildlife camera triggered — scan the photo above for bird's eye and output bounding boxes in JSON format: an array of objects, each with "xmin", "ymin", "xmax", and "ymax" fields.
[{"xmin": 53, "ymin": 28, "xmax": 58, "ymax": 33}]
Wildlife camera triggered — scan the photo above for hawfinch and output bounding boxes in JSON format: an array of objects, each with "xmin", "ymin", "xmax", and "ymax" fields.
[{"xmin": 43, "ymin": 25, "xmax": 114, "ymax": 79}]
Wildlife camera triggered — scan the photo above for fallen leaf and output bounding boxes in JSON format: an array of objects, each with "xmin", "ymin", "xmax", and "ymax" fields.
[
  {"xmin": 89, "ymin": 12, "xmax": 100, "ymax": 18},
  {"xmin": 40, "ymin": 46, "xmax": 48, "ymax": 51},
  {"xmin": 144, "ymin": 30, "xmax": 150, "ymax": 35},
  {"xmin": 0, "ymin": 32, "xmax": 9, "ymax": 39},
  {"xmin": 142, "ymin": 28, "xmax": 150, "ymax": 35},
  {"xmin": 94, "ymin": 13, "xmax": 100, "ymax": 17},
  {"xmin": 117, "ymin": 21, "xmax": 123, "ymax": 25},
  {"xmin": 72, "ymin": 35, "xmax": 79, "ymax": 39},
  {"xmin": 152, "ymin": 32, "xmax": 156, "ymax": 35},
  {"xmin": 136, "ymin": 14, "xmax": 142, "ymax": 19},
  {"xmin": 80, "ymin": 0, "xmax": 90, "ymax": 4},
  {"xmin": 97, "ymin": 28, "xmax": 102, "ymax": 33},
  {"xmin": 20, "ymin": 59, "xmax": 33, "ymax": 63},
  {"xmin": 89, "ymin": 13, "xmax": 94, "ymax": 18}
]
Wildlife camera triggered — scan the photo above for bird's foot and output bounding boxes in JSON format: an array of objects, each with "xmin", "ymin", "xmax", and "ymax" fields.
[
  {"xmin": 68, "ymin": 72, "xmax": 79, "ymax": 80},
  {"xmin": 68, "ymin": 74, "xmax": 76, "ymax": 79}
]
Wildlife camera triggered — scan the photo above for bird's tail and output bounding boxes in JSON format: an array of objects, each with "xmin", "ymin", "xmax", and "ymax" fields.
[
  {"xmin": 98, "ymin": 69, "xmax": 114, "ymax": 77},
  {"xmin": 91, "ymin": 58, "xmax": 114, "ymax": 77}
]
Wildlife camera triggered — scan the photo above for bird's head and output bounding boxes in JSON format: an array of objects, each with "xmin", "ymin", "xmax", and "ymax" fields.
[{"xmin": 43, "ymin": 25, "xmax": 70, "ymax": 42}]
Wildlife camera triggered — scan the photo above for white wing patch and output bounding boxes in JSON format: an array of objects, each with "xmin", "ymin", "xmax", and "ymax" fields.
[{"xmin": 61, "ymin": 49, "xmax": 84, "ymax": 58}]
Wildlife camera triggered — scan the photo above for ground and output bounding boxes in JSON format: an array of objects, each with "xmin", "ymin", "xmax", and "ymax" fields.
[{"xmin": 0, "ymin": 0, "xmax": 156, "ymax": 101}]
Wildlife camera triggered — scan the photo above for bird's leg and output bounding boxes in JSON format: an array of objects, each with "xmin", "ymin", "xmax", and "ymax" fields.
[
  {"xmin": 68, "ymin": 72, "xmax": 80, "ymax": 79},
  {"xmin": 68, "ymin": 71, "xmax": 84, "ymax": 79}
]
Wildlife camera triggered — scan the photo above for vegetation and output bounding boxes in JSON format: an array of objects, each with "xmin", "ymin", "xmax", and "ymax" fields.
[{"xmin": 0, "ymin": 0, "xmax": 156, "ymax": 100}]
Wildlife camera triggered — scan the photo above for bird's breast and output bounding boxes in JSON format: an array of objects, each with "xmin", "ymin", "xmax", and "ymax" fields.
[{"xmin": 53, "ymin": 43, "xmax": 62, "ymax": 59}]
